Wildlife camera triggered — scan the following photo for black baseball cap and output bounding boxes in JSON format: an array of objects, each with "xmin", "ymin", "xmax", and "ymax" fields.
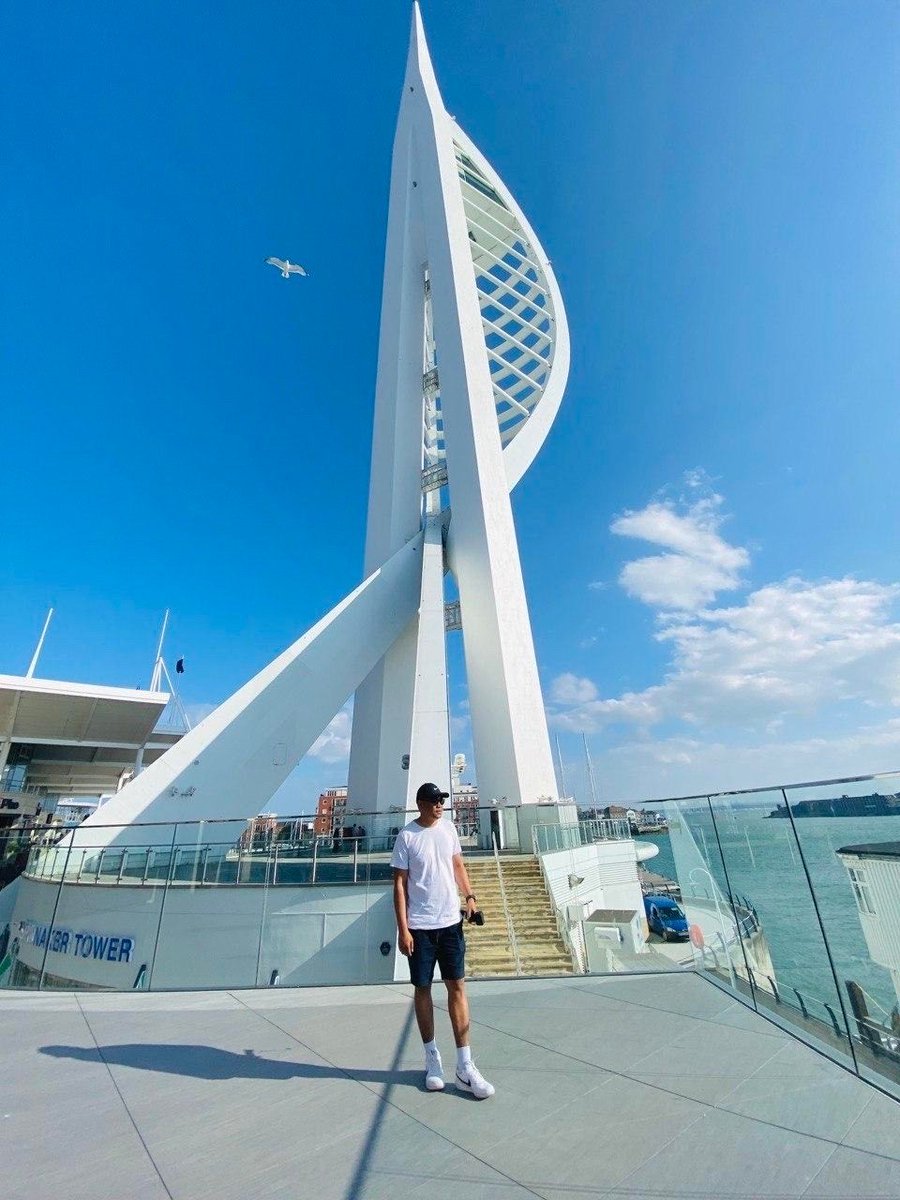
[{"xmin": 416, "ymin": 782, "xmax": 450, "ymax": 805}]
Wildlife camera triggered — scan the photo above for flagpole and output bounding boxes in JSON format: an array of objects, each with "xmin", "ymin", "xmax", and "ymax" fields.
[
  {"xmin": 26, "ymin": 607, "xmax": 55, "ymax": 678},
  {"xmin": 583, "ymin": 732, "xmax": 598, "ymax": 812},
  {"xmin": 150, "ymin": 609, "xmax": 169, "ymax": 690}
]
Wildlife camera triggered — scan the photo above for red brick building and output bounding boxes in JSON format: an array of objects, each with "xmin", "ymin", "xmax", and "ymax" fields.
[{"xmin": 315, "ymin": 787, "xmax": 348, "ymax": 835}]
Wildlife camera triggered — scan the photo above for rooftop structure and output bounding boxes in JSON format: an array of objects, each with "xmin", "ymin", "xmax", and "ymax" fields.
[{"xmin": 0, "ymin": 673, "xmax": 178, "ymax": 799}]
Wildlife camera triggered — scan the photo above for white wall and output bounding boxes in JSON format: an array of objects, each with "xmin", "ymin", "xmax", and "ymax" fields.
[
  {"xmin": 840, "ymin": 854, "xmax": 900, "ymax": 1006},
  {"xmin": 8, "ymin": 876, "xmax": 396, "ymax": 991},
  {"xmin": 539, "ymin": 842, "xmax": 645, "ymax": 928}
]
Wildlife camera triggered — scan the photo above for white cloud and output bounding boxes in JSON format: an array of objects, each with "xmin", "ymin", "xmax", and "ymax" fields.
[
  {"xmin": 450, "ymin": 714, "xmax": 470, "ymax": 739},
  {"xmin": 308, "ymin": 705, "xmax": 352, "ymax": 763},
  {"xmin": 558, "ymin": 476, "xmax": 900, "ymax": 800},
  {"xmin": 552, "ymin": 575, "xmax": 900, "ymax": 737},
  {"xmin": 595, "ymin": 719, "xmax": 900, "ymax": 803},
  {"xmin": 550, "ymin": 673, "xmax": 598, "ymax": 704},
  {"xmin": 611, "ymin": 492, "xmax": 748, "ymax": 611}
]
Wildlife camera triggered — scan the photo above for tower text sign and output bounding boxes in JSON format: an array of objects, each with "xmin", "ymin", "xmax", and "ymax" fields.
[{"xmin": 18, "ymin": 920, "xmax": 135, "ymax": 963}]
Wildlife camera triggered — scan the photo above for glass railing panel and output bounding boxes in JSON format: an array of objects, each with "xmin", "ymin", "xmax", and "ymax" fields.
[
  {"xmin": 781, "ymin": 773, "xmax": 900, "ymax": 1098},
  {"xmin": 6, "ymin": 826, "xmax": 170, "ymax": 991},
  {"xmin": 527, "ymin": 814, "xmax": 673, "ymax": 978},
  {"xmin": 255, "ymin": 818, "xmax": 396, "ymax": 989},
  {"xmin": 149, "ymin": 817, "xmax": 266, "ymax": 989},
  {"xmin": 699, "ymin": 791, "xmax": 856, "ymax": 1070},
  {"xmin": 1, "ymin": 830, "xmax": 65, "ymax": 989},
  {"xmin": 640, "ymin": 799, "xmax": 743, "ymax": 988}
]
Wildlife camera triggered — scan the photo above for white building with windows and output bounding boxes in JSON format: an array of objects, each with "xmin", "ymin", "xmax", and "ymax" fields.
[{"xmin": 838, "ymin": 841, "xmax": 900, "ymax": 1007}]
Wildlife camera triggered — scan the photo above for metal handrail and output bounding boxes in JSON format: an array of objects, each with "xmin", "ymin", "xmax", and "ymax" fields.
[
  {"xmin": 531, "ymin": 818, "xmax": 630, "ymax": 855},
  {"xmin": 491, "ymin": 830, "xmax": 521, "ymax": 976},
  {"xmin": 20, "ymin": 836, "xmax": 405, "ymax": 889}
]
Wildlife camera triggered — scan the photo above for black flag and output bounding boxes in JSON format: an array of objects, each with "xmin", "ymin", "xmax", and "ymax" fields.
[{"xmin": 175, "ymin": 658, "xmax": 184, "ymax": 674}]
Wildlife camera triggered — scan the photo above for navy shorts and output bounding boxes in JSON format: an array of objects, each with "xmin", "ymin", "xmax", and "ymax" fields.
[{"xmin": 408, "ymin": 921, "xmax": 466, "ymax": 987}]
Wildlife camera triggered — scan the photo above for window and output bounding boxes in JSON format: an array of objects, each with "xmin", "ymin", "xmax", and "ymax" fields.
[{"xmin": 849, "ymin": 867, "xmax": 876, "ymax": 915}]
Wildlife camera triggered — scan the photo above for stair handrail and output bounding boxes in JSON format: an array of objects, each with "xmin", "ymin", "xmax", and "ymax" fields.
[{"xmin": 491, "ymin": 831, "xmax": 522, "ymax": 976}]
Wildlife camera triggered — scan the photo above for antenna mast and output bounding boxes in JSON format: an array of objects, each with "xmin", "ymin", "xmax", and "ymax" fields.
[
  {"xmin": 582, "ymin": 732, "xmax": 599, "ymax": 812},
  {"xmin": 150, "ymin": 609, "xmax": 169, "ymax": 691},
  {"xmin": 555, "ymin": 735, "xmax": 568, "ymax": 801},
  {"xmin": 26, "ymin": 607, "xmax": 55, "ymax": 678}
]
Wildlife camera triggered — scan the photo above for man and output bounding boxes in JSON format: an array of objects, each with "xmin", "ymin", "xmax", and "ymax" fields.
[{"xmin": 391, "ymin": 781, "xmax": 495, "ymax": 1099}]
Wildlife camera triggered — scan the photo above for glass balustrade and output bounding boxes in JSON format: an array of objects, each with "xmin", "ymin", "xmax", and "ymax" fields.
[{"xmin": 2, "ymin": 778, "xmax": 899, "ymax": 1100}]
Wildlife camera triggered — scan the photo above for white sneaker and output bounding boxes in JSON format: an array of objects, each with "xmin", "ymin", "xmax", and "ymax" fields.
[
  {"xmin": 455, "ymin": 1062, "xmax": 495, "ymax": 1099},
  {"xmin": 424, "ymin": 1049, "xmax": 445, "ymax": 1092}
]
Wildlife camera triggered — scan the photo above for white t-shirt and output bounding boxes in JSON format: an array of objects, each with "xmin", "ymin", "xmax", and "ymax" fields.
[{"xmin": 390, "ymin": 818, "xmax": 463, "ymax": 930}]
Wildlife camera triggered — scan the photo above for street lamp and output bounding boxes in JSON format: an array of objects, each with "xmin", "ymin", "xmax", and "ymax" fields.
[{"xmin": 688, "ymin": 866, "xmax": 736, "ymax": 988}]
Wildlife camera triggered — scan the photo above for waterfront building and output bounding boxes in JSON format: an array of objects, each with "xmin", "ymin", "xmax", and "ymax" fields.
[
  {"xmin": 838, "ymin": 841, "xmax": 900, "ymax": 1011},
  {"xmin": 452, "ymin": 784, "xmax": 479, "ymax": 838},
  {"xmin": 314, "ymin": 787, "xmax": 348, "ymax": 836},
  {"xmin": 0, "ymin": 672, "xmax": 181, "ymax": 805}
]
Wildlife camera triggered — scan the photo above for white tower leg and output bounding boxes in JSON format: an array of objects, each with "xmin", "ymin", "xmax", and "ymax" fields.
[
  {"xmin": 399, "ymin": 10, "xmax": 559, "ymax": 809},
  {"xmin": 76, "ymin": 531, "xmax": 424, "ymax": 849},
  {"xmin": 347, "ymin": 89, "xmax": 434, "ymax": 820},
  {"xmin": 403, "ymin": 511, "xmax": 452, "ymax": 812}
]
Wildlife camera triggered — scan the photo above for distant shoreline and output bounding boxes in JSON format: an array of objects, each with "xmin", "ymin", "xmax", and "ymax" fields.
[{"xmin": 767, "ymin": 793, "xmax": 900, "ymax": 819}]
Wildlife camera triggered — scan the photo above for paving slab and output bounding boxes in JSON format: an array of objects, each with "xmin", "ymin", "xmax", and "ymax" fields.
[
  {"xmin": 4, "ymin": 973, "xmax": 899, "ymax": 1200},
  {"xmin": 611, "ymin": 1105, "xmax": 837, "ymax": 1198},
  {"xmin": 800, "ymin": 1143, "xmax": 900, "ymax": 1199}
]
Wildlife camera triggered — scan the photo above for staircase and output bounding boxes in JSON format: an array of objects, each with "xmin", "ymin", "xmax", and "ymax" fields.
[{"xmin": 463, "ymin": 855, "xmax": 574, "ymax": 977}]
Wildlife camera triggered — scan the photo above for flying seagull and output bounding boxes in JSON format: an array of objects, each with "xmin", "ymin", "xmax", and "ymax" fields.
[{"xmin": 266, "ymin": 257, "xmax": 308, "ymax": 279}]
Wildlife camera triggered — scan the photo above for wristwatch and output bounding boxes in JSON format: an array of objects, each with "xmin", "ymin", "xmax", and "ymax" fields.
[{"xmin": 465, "ymin": 894, "xmax": 476, "ymax": 903}]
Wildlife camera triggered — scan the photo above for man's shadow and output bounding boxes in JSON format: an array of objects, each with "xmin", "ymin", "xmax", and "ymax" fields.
[{"xmin": 40, "ymin": 1043, "xmax": 423, "ymax": 1087}]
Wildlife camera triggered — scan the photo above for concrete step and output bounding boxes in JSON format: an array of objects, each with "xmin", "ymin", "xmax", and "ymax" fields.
[
  {"xmin": 466, "ymin": 854, "xmax": 571, "ymax": 975},
  {"xmin": 467, "ymin": 937, "xmax": 569, "ymax": 958}
]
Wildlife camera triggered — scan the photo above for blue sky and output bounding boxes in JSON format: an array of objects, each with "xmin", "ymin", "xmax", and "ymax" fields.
[{"xmin": 3, "ymin": 1, "xmax": 899, "ymax": 812}]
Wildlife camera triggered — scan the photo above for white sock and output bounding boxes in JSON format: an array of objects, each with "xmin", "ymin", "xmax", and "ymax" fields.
[
  {"xmin": 424, "ymin": 1039, "xmax": 439, "ymax": 1058},
  {"xmin": 456, "ymin": 1045, "xmax": 473, "ymax": 1072}
]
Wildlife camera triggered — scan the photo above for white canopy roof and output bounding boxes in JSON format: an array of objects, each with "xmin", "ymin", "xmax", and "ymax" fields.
[{"xmin": 0, "ymin": 674, "xmax": 182, "ymax": 796}]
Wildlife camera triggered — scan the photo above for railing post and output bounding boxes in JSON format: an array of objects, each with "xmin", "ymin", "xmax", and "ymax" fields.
[
  {"xmin": 37, "ymin": 839, "xmax": 73, "ymax": 990},
  {"xmin": 781, "ymin": 787, "xmax": 859, "ymax": 1074},
  {"xmin": 312, "ymin": 835, "xmax": 319, "ymax": 884},
  {"xmin": 823, "ymin": 1003, "xmax": 843, "ymax": 1040},
  {"xmin": 146, "ymin": 823, "xmax": 180, "ymax": 991},
  {"xmin": 352, "ymin": 837, "xmax": 358, "ymax": 884},
  {"xmin": 492, "ymin": 831, "xmax": 521, "ymax": 976}
]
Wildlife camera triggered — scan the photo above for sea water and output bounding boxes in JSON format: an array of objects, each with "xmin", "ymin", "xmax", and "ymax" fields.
[{"xmin": 641, "ymin": 805, "xmax": 900, "ymax": 1025}]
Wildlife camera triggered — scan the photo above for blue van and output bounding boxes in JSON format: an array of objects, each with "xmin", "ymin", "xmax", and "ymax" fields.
[{"xmin": 644, "ymin": 894, "xmax": 689, "ymax": 941}]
